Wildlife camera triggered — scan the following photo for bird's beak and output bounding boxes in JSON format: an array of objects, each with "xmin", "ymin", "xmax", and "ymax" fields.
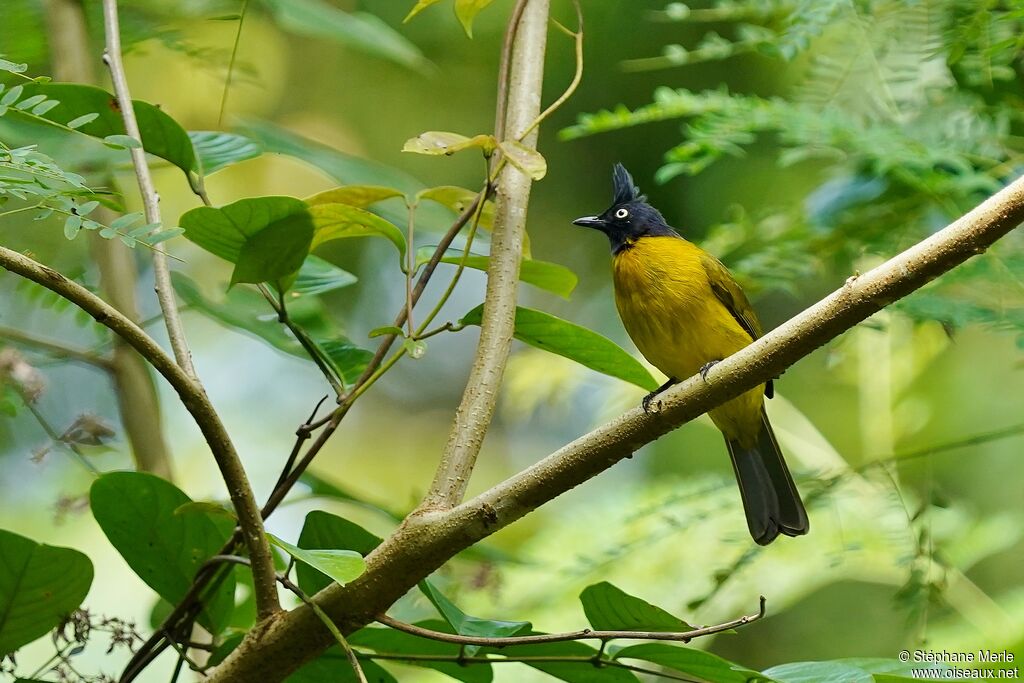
[{"xmin": 573, "ymin": 215, "xmax": 606, "ymax": 230}]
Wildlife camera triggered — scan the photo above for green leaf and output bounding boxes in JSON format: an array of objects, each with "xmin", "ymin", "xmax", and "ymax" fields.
[
  {"xmin": 415, "ymin": 185, "xmax": 495, "ymax": 230},
  {"xmin": 189, "ymin": 131, "xmax": 262, "ymax": 175},
  {"xmin": 103, "ymin": 133, "xmax": 142, "ymax": 149},
  {"xmin": 13, "ymin": 83, "xmax": 197, "ymax": 179},
  {"xmin": 0, "ymin": 85, "xmax": 24, "ymax": 106},
  {"xmin": 415, "ymin": 246, "xmax": 577, "ymax": 299},
  {"xmin": 497, "ymin": 139, "xmax": 547, "ymax": 180},
  {"xmin": 350, "ymin": 621, "xmax": 493, "ymax": 683},
  {"xmin": 460, "ymin": 305, "xmax": 658, "ymax": 390},
  {"xmin": 89, "ymin": 472, "xmax": 235, "ymax": 634},
  {"xmin": 369, "ymin": 325, "xmax": 405, "ymax": 338},
  {"xmin": 0, "ymin": 529, "xmax": 93, "ymax": 657},
  {"xmin": 308, "ymin": 202, "xmax": 406, "ymax": 259},
  {"xmin": 419, "ymin": 580, "xmax": 530, "ymax": 655},
  {"xmin": 404, "ymin": 0, "xmax": 443, "ymax": 22},
  {"xmin": 0, "ymin": 57, "xmax": 28, "ymax": 74},
  {"xmin": 289, "ymin": 255, "xmax": 358, "ymax": 297},
  {"xmin": 240, "ymin": 120, "xmax": 424, "ymax": 194},
  {"xmin": 296, "ymin": 511, "xmax": 382, "ymax": 595},
  {"xmin": 499, "ymin": 642, "xmax": 642, "ymax": 682},
  {"xmin": 299, "ymin": 472, "xmax": 404, "ymax": 522},
  {"xmin": 580, "ymin": 581, "xmax": 693, "ymax": 632},
  {"xmin": 261, "ymin": 0, "xmax": 429, "ymax": 71},
  {"xmin": 615, "ymin": 643, "xmax": 767, "ymax": 683},
  {"xmin": 454, "ymin": 0, "xmax": 495, "ymax": 37},
  {"xmin": 403, "ymin": 131, "xmax": 496, "ymax": 156},
  {"xmin": 764, "ymin": 661, "xmax": 873, "ymax": 683},
  {"xmin": 306, "ymin": 185, "xmax": 405, "ymax": 209},
  {"xmin": 288, "ymin": 653, "xmax": 397, "ymax": 683},
  {"xmin": 316, "ymin": 338, "xmax": 374, "ymax": 387},
  {"xmin": 268, "ymin": 534, "xmax": 365, "ymax": 587},
  {"xmin": 179, "ymin": 196, "xmax": 314, "ymax": 286},
  {"xmin": 63, "ymin": 214, "xmax": 82, "ymax": 240}
]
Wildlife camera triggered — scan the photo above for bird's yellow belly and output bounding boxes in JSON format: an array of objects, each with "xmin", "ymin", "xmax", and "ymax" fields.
[{"xmin": 613, "ymin": 238, "xmax": 764, "ymax": 444}]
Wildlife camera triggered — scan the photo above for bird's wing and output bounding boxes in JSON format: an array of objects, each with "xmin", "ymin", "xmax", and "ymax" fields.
[
  {"xmin": 700, "ymin": 252, "xmax": 763, "ymax": 340},
  {"xmin": 701, "ymin": 252, "xmax": 775, "ymax": 398}
]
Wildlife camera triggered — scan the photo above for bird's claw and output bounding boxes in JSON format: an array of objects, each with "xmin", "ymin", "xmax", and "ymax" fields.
[
  {"xmin": 641, "ymin": 392, "xmax": 658, "ymax": 414},
  {"xmin": 699, "ymin": 360, "xmax": 720, "ymax": 382}
]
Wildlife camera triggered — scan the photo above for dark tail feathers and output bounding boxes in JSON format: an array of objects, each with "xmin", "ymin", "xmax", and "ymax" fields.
[{"xmin": 725, "ymin": 409, "xmax": 809, "ymax": 545}]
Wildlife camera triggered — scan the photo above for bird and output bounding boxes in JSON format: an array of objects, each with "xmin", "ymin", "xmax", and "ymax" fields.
[{"xmin": 573, "ymin": 163, "xmax": 809, "ymax": 545}]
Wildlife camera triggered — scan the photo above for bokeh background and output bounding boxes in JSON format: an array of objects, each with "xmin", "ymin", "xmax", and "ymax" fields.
[{"xmin": 1, "ymin": 0, "xmax": 1023, "ymax": 680}]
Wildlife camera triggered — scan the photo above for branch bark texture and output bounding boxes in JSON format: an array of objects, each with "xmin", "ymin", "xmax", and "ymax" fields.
[
  {"xmin": 0, "ymin": 246, "xmax": 280, "ymax": 619},
  {"xmin": 101, "ymin": 0, "xmax": 197, "ymax": 380},
  {"xmin": 206, "ymin": 168, "xmax": 1024, "ymax": 683},
  {"xmin": 44, "ymin": 0, "xmax": 173, "ymax": 478},
  {"xmin": 424, "ymin": 0, "xmax": 551, "ymax": 509}
]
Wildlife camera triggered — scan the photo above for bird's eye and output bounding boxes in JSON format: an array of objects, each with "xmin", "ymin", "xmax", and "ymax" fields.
[{"xmin": 615, "ymin": 208, "xmax": 629, "ymax": 219}]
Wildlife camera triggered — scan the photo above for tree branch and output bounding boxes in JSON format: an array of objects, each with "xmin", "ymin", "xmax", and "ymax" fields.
[
  {"xmin": 423, "ymin": 0, "xmax": 551, "ymax": 510},
  {"xmin": 0, "ymin": 246, "xmax": 281, "ymax": 620},
  {"xmin": 0, "ymin": 325, "xmax": 113, "ymax": 370},
  {"xmin": 376, "ymin": 596, "xmax": 764, "ymax": 646},
  {"xmin": 204, "ymin": 167, "xmax": 1024, "ymax": 683},
  {"xmin": 100, "ymin": 0, "xmax": 197, "ymax": 380}
]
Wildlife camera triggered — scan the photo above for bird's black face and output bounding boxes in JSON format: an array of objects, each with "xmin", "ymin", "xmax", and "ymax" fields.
[{"xmin": 573, "ymin": 163, "xmax": 676, "ymax": 254}]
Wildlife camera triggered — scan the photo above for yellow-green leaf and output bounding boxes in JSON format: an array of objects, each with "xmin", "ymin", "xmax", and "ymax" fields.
[
  {"xmin": 403, "ymin": 131, "xmax": 497, "ymax": 156},
  {"xmin": 309, "ymin": 202, "xmax": 407, "ymax": 259},
  {"xmin": 306, "ymin": 185, "xmax": 405, "ymax": 209},
  {"xmin": 404, "ymin": 0, "xmax": 443, "ymax": 22},
  {"xmin": 415, "ymin": 246, "xmax": 576, "ymax": 299},
  {"xmin": 416, "ymin": 186, "xmax": 494, "ymax": 230},
  {"xmin": 498, "ymin": 139, "xmax": 547, "ymax": 180},
  {"xmin": 454, "ymin": 0, "xmax": 495, "ymax": 37}
]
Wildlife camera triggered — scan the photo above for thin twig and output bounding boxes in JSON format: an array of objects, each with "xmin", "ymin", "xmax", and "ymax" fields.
[
  {"xmin": 218, "ymin": 0, "xmax": 249, "ymax": 126},
  {"xmin": 101, "ymin": 0, "xmax": 197, "ymax": 379},
  {"xmin": 518, "ymin": 0, "xmax": 584, "ymax": 142},
  {"xmin": 14, "ymin": 388, "xmax": 100, "ymax": 475},
  {"xmin": 404, "ymin": 203, "xmax": 416, "ymax": 336},
  {"xmin": 0, "ymin": 326, "xmax": 113, "ymax": 370},
  {"xmin": 258, "ymin": 284, "xmax": 343, "ymax": 395},
  {"xmin": 377, "ymin": 596, "xmax": 764, "ymax": 647}
]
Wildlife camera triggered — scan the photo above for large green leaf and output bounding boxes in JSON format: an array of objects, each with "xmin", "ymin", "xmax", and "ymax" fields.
[
  {"xmin": 579, "ymin": 581, "xmax": 693, "ymax": 632},
  {"xmin": 14, "ymin": 83, "xmax": 197, "ymax": 180},
  {"xmin": 189, "ymin": 131, "xmax": 262, "ymax": 175},
  {"xmin": 306, "ymin": 185, "xmax": 405, "ymax": 209},
  {"xmin": 416, "ymin": 246, "xmax": 576, "ymax": 299},
  {"xmin": 240, "ymin": 120, "xmax": 424, "ymax": 194},
  {"xmin": 482, "ymin": 640, "xmax": 640, "ymax": 683},
  {"xmin": 261, "ymin": 0, "xmax": 429, "ymax": 72},
  {"xmin": 179, "ymin": 196, "xmax": 314, "ymax": 286},
  {"xmin": 419, "ymin": 580, "xmax": 530, "ymax": 655},
  {"xmin": 764, "ymin": 661, "xmax": 873, "ymax": 683},
  {"xmin": 460, "ymin": 306, "xmax": 658, "ymax": 390},
  {"xmin": 288, "ymin": 653, "xmax": 397, "ymax": 682},
  {"xmin": 350, "ymin": 621, "xmax": 492, "ymax": 683},
  {"xmin": 268, "ymin": 534, "xmax": 365, "ymax": 587},
  {"xmin": 289, "ymin": 255, "xmax": 358, "ymax": 297},
  {"xmin": 296, "ymin": 511, "xmax": 382, "ymax": 595},
  {"xmin": 0, "ymin": 529, "xmax": 93, "ymax": 656},
  {"xmin": 316, "ymin": 339, "xmax": 374, "ymax": 387},
  {"xmin": 615, "ymin": 643, "xmax": 768, "ymax": 683},
  {"xmin": 308, "ymin": 202, "xmax": 407, "ymax": 260},
  {"xmin": 89, "ymin": 472, "xmax": 235, "ymax": 634}
]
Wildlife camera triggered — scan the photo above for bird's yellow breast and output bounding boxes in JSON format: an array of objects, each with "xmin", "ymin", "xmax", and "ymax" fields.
[{"xmin": 612, "ymin": 236, "xmax": 763, "ymax": 441}]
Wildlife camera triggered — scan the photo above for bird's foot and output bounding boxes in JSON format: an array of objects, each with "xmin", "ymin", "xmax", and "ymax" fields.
[
  {"xmin": 641, "ymin": 378, "xmax": 678, "ymax": 414},
  {"xmin": 699, "ymin": 360, "xmax": 720, "ymax": 382}
]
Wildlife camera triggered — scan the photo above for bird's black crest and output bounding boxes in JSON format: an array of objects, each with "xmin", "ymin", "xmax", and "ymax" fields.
[{"xmin": 612, "ymin": 163, "xmax": 643, "ymax": 205}]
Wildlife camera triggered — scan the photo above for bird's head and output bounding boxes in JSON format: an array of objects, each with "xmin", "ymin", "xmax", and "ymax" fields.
[{"xmin": 573, "ymin": 163, "xmax": 676, "ymax": 253}]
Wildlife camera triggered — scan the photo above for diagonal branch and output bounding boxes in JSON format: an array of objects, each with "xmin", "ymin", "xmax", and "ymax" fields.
[
  {"xmin": 423, "ymin": 0, "xmax": 552, "ymax": 510},
  {"xmin": 205, "ymin": 167, "xmax": 1024, "ymax": 683},
  {"xmin": 376, "ymin": 596, "xmax": 764, "ymax": 646},
  {"xmin": 100, "ymin": 0, "xmax": 196, "ymax": 380},
  {"xmin": 0, "ymin": 246, "xmax": 281, "ymax": 620}
]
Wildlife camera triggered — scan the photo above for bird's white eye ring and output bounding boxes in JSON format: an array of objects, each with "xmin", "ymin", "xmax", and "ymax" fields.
[{"xmin": 615, "ymin": 208, "xmax": 629, "ymax": 219}]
